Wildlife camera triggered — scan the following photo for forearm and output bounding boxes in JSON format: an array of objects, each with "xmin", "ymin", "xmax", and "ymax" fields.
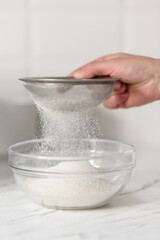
[{"xmin": 155, "ymin": 59, "xmax": 160, "ymax": 100}]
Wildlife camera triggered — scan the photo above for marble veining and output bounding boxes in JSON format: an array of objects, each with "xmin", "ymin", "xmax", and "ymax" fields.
[{"xmin": 1, "ymin": 149, "xmax": 160, "ymax": 240}]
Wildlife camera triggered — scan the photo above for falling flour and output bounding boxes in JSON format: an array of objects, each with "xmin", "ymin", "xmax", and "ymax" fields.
[{"xmin": 26, "ymin": 93, "xmax": 120, "ymax": 208}]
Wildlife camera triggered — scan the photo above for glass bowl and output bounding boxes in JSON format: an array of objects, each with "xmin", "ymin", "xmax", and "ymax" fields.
[{"xmin": 8, "ymin": 139, "xmax": 136, "ymax": 210}]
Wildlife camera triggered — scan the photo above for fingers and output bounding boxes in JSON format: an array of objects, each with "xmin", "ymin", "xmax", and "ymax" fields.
[
  {"xmin": 114, "ymin": 80, "xmax": 127, "ymax": 93},
  {"xmin": 68, "ymin": 61, "xmax": 114, "ymax": 79},
  {"xmin": 88, "ymin": 53, "xmax": 118, "ymax": 63},
  {"xmin": 68, "ymin": 53, "xmax": 127, "ymax": 78},
  {"xmin": 68, "ymin": 57, "xmax": 107, "ymax": 77},
  {"xmin": 103, "ymin": 80, "xmax": 128, "ymax": 109},
  {"xmin": 103, "ymin": 92, "xmax": 129, "ymax": 109},
  {"xmin": 57, "ymin": 85, "xmax": 72, "ymax": 93}
]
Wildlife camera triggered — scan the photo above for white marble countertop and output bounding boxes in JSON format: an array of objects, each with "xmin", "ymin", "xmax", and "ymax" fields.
[{"xmin": 1, "ymin": 147, "xmax": 160, "ymax": 240}]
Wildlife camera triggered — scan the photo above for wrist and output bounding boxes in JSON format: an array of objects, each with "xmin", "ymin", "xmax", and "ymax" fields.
[{"xmin": 154, "ymin": 59, "xmax": 160, "ymax": 100}]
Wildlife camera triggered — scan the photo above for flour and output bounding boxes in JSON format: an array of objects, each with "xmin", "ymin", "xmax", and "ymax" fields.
[
  {"xmin": 26, "ymin": 159, "xmax": 120, "ymax": 208},
  {"xmin": 33, "ymin": 103, "xmax": 103, "ymax": 155},
  {"xmin": 26, "ymin": 89, "xmax": 120, "ymax": 208},
  {"xmin": 27, "ymin": 173, "xmax": 120, "ymax": 208}
]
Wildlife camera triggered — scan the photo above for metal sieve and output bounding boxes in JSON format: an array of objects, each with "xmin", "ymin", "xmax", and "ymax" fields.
[{"xmin": 19, "ymin": 77, "xmax": 118, "ymax": 111}]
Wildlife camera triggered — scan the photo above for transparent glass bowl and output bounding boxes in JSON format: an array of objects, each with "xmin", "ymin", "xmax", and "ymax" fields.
[{"xmin": 8, "ymin": 139, "xmax": 136, "ymax": 210}]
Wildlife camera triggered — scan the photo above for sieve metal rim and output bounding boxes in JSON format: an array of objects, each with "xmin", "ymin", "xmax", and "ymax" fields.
[{"xmin": 19, "ymin": 76, "xmax": 119, "ymax": 85}]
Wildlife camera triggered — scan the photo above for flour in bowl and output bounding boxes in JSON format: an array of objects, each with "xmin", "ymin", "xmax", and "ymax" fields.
[
  {"xmin": 25, "ymin": 92, "xmax": 120, "ymax": 208},
  {"xmin": 26, "ymin": 160, "xmax": 120, "ymax": 208}
]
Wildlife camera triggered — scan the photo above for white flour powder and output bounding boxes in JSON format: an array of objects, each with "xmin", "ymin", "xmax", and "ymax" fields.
[
  {"xmin": 27, "ymin": 175, "xmax": 119, "ymax": 208},
  {"xmin": 26, "ymin": 161, "xmax": 120, "ymax": 208},
  {"xmin": 26, "ymin": 92, "xmax": 120, "ymax": 208}
]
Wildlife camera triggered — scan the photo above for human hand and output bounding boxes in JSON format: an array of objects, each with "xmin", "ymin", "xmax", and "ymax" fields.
[{"xmin": 69, "ymin": 53, "xmax": 160, "ymax": 108}]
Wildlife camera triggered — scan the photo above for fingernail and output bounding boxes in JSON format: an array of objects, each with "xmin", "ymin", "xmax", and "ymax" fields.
[
  {"xmin": 74, "ymin": 68, "xmax": 84, "ymax": 78},
  {"xmin": 74, "ymin": 73, "xmax": 83, "ymax": 78}
]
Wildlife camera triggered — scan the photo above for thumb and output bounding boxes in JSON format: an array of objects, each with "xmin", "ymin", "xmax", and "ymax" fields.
[{"xmin": 69, "ymin": 60, "xmax": 114, "ymax": 79}]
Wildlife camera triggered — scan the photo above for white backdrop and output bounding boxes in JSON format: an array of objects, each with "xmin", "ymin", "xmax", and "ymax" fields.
[{"xmin": 0, "ymin": 0, "xmax": 160, "ymax": 156}]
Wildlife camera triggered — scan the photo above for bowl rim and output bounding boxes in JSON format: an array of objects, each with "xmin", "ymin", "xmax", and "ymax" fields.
[
  {"xmin": 8, "ymin": 139, "xmax": 136, "ymax": 173},
  {"xmin": 8, "ymin": 138, "xmax": 136, "ymax": 160}
]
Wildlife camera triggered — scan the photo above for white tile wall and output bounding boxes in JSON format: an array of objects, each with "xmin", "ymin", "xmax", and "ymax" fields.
[
  {"xmin": 0, "ymin": 0, "xmax": 160, "ymax": 155},
  {"xmin": 125, "ymin": 0, "xmax": 160, "ymax": 10},
  {"xmin": 0, "ymin": 0, "xmax": 34, "ymax": 155},
  {"xmin": 28, "ymin": 0, "xmax": 122, "ymax": 75},
  {"xmin": 0, "ymin": 13, "xmax": 25, "ymax": 57},
  {"xmin": 0, "ymin": 0, "xmax": 25, "ymax": 9},
  {"xmin": 0, "ymin": 101, "xmax": 36, "ymax": 155},
  {"xmin": 124, "ymin": 8, "xmax": 160, "ymax": 57},
  {"xmin": 31, "ymin": 0, "xmax": 121, "ymax": 10}
]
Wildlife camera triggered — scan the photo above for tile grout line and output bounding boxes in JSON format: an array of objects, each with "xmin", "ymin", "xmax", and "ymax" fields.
[
  {"xmin": 119, "ymin": 0, "xmax": 126, "ymax": 53},
  {"xmin": 24, "ymin": 0, "xmax": 33, "ymax": 76}
]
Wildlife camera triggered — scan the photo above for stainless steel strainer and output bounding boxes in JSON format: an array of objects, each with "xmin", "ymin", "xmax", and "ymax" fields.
[{"xmin": 19, "ymin": 77, "xmax": 118, "ymax": 111}]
